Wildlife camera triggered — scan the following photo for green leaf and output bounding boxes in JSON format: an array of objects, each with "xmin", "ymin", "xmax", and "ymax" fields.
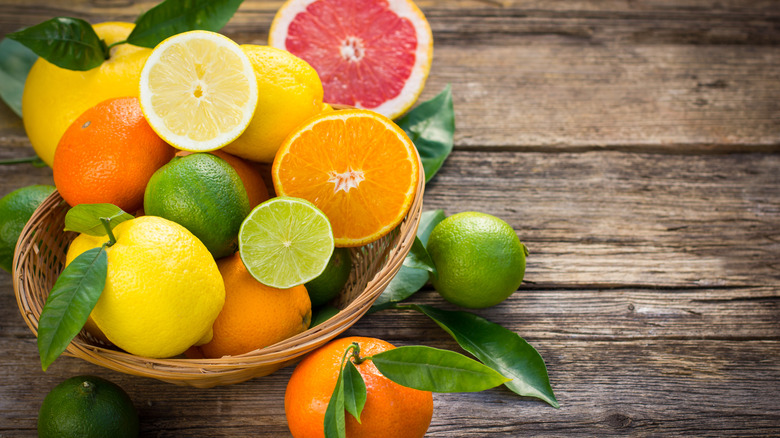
[
  {"xmin": 37, "ymin": 247, "xmax": 107, "ymax": 371},
  {"xmin": 0, "ymin": 37, "xmax": 37, "ymax": 117},
  {"xmin": 409, "ymin": 304, "xmax": 559, "ymax": 407},
  {"xmin": 64, "ymin": 204, "xmax": 133, "ymax": 236},
  {"xmin": 417, "ymin": 209, "xmax": 446, "ymax": 246},
  {"xmin": 370, "ymin": 345, "xmax": 509, "ymax": 393},
  {"xmin": 127, "ymin": 0, "xmax": 244, "ymax": 48},
  {"xmin": 397, "ymin": 85, "xmax": 455, "ymax": 183},
  {"xmin": 402, "ymin": 237, "xmax": 436, "ymax": 275},
  {"xmin": 342, "ymin": 361, "xmax": 367, "ymax": 423},
  {"xmin": 323, "ymin": 366, "xmax": 346, "ymax": 438},
  {"xmin": 371, "ymin": 210, "xmax": 446, "ymax": 311},
  {"xmin": 7, "ymin": 17, "xmax": 106, "ymax": 71},
  {"xmin": 370, "ymin": 267, "xmax": 428, "ymax": 313}
]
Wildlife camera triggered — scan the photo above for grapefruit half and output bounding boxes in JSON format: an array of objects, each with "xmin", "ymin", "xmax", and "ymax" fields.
[{"xmin": 269, "ymin": 0, "xmax": 433, "ymax": 120}]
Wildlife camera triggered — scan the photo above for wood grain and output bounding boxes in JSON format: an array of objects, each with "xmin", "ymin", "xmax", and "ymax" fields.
[
  {"xmin": 423, "ymin": 150, "xmax": 780, "ymax": 288},
  {"xmin": 1, "ymin": 1, "xmax": 778, "ymax": 151}
]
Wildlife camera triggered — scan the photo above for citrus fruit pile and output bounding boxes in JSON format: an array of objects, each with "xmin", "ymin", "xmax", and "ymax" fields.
[
  {"xmin": 3, "ymin": 0, "xmax": 547, "ymax": 435},
  {"xmin": 19, "ymin": 0, "xmax": 424, "ymax": 363}
]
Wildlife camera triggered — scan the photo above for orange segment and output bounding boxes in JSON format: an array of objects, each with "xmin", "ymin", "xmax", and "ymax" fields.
[{"xmin": 272, "ymin": 109, "xmax": 420, "ymax": 247}]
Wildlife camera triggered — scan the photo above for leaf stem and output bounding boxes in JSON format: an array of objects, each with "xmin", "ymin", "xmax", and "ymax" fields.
[
  {"xmin": 0, "ymin": 156, "xmax": 43, "ymax": 165},
  {"xmin": 100, "ymin": 217, "xmax": 117, "ymax": 246}
]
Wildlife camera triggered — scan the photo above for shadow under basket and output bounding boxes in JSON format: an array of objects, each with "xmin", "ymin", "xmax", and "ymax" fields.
[{"xmin": 13, "ymin": 171, "xmax": 423, "ymax": 388}]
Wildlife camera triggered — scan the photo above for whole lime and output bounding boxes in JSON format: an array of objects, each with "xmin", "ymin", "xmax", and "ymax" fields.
[
  {"xmin": 144, "ymin": 153, "xmax": 250, "ymax": 259},
  {"xmin": 38, "ymin": 375, "xmax": 139, "ymax": 438},
  {"xmin": 427, "ymin": 212, "xmax": 527, "ymax": 309},
  {"xmin": 305, "ymin": 247, "xmax": 352, "ymax": 306},
  {"xmin": 0, "ymin": 184, "xmax": 55, "ymax": 272}
]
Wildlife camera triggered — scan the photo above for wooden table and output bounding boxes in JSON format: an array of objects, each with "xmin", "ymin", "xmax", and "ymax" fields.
[{"xmin": 1, "ymin": 1, "xmax": 779, "ymax": 436}]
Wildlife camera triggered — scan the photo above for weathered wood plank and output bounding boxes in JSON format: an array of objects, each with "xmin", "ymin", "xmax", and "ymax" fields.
[
  {"xmin": 423, "ymin": 150, "xmax": 780, "ymax": 287},
  {"xmin": 2, "ymin": 148, "xmax": 778, "ymax": 288},
  {"xmin": 2, "ymin": 323, "xmax": 778, "ymax": 436},
  {"xmin": 358, "ymin": 287, "xmax": 780, "ymax": 341},
  {"xmin": 0, "ymin": 1, "xmax": 778, "ymax": 152}
]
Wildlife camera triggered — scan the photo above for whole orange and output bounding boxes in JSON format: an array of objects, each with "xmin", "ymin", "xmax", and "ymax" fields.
[
  {"xmin": 195, "ymin": 252, "xmax": 311, "ymax": 358},
  {"xmin": 176, "ymin": 149, "xmax": 270, "ymax": 208},
  {"xmin": 285, "ymin": 336, "xmax": 433, "ymax": 438},
  {"xmin": 53, "ymin": 97, "xmax": 175, "ymax": 213}
]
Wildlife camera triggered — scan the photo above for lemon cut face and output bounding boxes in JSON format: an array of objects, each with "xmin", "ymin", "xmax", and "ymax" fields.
[{"xmin": 139, "ymin": 31, "xmax": 258, "ymax": 151}]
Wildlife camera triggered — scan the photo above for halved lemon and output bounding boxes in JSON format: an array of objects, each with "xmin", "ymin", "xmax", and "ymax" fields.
[{"xmin": 139, "ymin": 31, "xmax": 258, "ymax": 151}]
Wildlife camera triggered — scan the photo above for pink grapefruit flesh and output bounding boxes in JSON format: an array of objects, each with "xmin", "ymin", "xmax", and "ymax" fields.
[{"xmin": 269, "ymin": 0, "xmax": 433, "ymax": 119}]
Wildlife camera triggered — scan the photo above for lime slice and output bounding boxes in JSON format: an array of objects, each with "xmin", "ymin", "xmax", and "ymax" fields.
[{"xmin": 238, "ymin": 197, "xmax": 334, "ymax": 288}]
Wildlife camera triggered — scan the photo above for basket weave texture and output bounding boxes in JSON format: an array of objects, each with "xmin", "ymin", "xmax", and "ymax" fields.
[{"xmin": 13, "ymin": 161, "xmax": 423, "ymax": 388}]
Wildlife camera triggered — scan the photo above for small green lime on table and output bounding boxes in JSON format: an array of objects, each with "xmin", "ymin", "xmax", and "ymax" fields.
[
  {"xmin": 427, "ymin": 211, "xmax": 527, "ymax": 309},
  {"xmin": 38, "ymin": 375, "xmax": 139, "ymax": 438}
]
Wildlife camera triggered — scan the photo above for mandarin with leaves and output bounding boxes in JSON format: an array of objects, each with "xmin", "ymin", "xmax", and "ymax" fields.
[{"xmin": 285, "ymin": 336, "xmax": 433, "ymax": 438}]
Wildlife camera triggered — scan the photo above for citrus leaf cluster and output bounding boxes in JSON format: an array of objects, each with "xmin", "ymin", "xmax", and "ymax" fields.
[{"xmin": 5, "ymin": 0, "xmax": 244, "ymax": 72}]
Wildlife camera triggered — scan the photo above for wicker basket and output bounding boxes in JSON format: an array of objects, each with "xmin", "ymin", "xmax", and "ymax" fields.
[{"xmin": 13, "ymin": 160, "xmax": 423, "ymax": 388}]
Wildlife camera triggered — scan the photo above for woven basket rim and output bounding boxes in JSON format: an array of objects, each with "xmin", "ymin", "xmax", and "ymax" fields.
[{"xmin": 13, "ymin": 152, "xmax": 424, "ymax": 386}]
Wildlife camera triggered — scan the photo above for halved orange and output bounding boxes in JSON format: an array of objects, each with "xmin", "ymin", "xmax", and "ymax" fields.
[{"xmin": 272, "ymin": 109, "xmax": 420, "ymax": 247}]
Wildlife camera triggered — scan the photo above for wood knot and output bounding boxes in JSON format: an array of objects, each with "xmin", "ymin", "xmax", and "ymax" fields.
[{"xmin": 605, "ymin": 412, "xmax": 632, "ymax": 429}]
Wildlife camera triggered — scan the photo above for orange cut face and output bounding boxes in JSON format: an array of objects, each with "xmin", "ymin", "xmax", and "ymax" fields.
[{"xmin": 272, "ymin": 109, "xmax": 421, "ymax": 247}]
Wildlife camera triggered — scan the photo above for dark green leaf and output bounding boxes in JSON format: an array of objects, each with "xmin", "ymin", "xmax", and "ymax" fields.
[
  {"xmin": 37, "ymin": 247, "xmax": 107, "ymax": 371},
  {"xmin": 370, "ymin": 345, "xmax": 508, "ymax": 393},
  {"xmin": 64, "ymin": 204, "xmax": 133, "ymax": 236},
  {"xmin": 417, "ymin": 209, "xmax": 446, "ymax": 245},
  {"xmin": 402, "ymin": 237, "xmax": 436, "ymax": 274},
  {"xmin": 0, "ymin": 37, "xmax": 38, "ymax": 117},
  {"xmin": 323, "ymin": 366, "xmax": 346, "ymax": 438},
  {"xmin": 127, "ymin": 0, "xmax": 244, "ymax": 48},
  {"xmin": 409, "ymin": 304, "xmax": 559, "ymax": 407},
  {"xmin": 342, "ymin": 361, "xmax": 367, "ymax": 423},
  {"xmin": 370, "ymin": 210, "xmax": 447, "ymax": 311},
  {"xmin": 7, "ymin": 17, "xmax": 106, "ymax": 71},
  {"xmin": 397, "ymin": 85, "xmax": 455, "ymax": 182}
]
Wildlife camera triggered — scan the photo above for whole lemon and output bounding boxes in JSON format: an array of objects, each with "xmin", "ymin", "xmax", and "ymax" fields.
[
  {"xmin": 65, "ymin": 216, "xmax": 225, "ymax": 358},
  {"xmin": 221, "ymin": 45, "xmax": 324, "ymax": 163},
  {"xmin": 427, "ymin": 212, "xmax": 528, "ymax": 309},
  {"xmin": 38, "ymin": 375, "xmax": 139, "ymax": 438},
  {"xmin": 22, "ymin": 22, "xmax": 152, "ymax": 166}
]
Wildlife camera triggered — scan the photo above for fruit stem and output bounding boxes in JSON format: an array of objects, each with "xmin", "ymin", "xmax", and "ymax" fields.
[
  {"xmin": 100, "ymin": 217, "xmax": 117, "ymax": 246},
  {"xmin": 104, "ymin": 39, "xmax": 127, "ymax": 58},
  {"xmin": 349, "ymin": 342, "xmax": 367, "ymax": 365}
]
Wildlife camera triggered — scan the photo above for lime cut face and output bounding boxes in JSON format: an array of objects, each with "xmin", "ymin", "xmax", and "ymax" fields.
[{"xmin": 239, "ymin": 196, "xmax": 335, "ymax": 288}]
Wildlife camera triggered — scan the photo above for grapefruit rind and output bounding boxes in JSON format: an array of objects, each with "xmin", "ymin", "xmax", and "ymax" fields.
[
  {"xmin": 139, "ymin": 31, "xmax": 258, "ymax": 152},
  {"xmin": 269, "ymin": 0, "xmax": 433, "ymax": 120}
]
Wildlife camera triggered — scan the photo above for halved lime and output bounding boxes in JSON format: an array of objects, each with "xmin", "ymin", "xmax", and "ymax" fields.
[{"xmin": 238, "ymin": 197, "xmax": 335, "ymax": 288}]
